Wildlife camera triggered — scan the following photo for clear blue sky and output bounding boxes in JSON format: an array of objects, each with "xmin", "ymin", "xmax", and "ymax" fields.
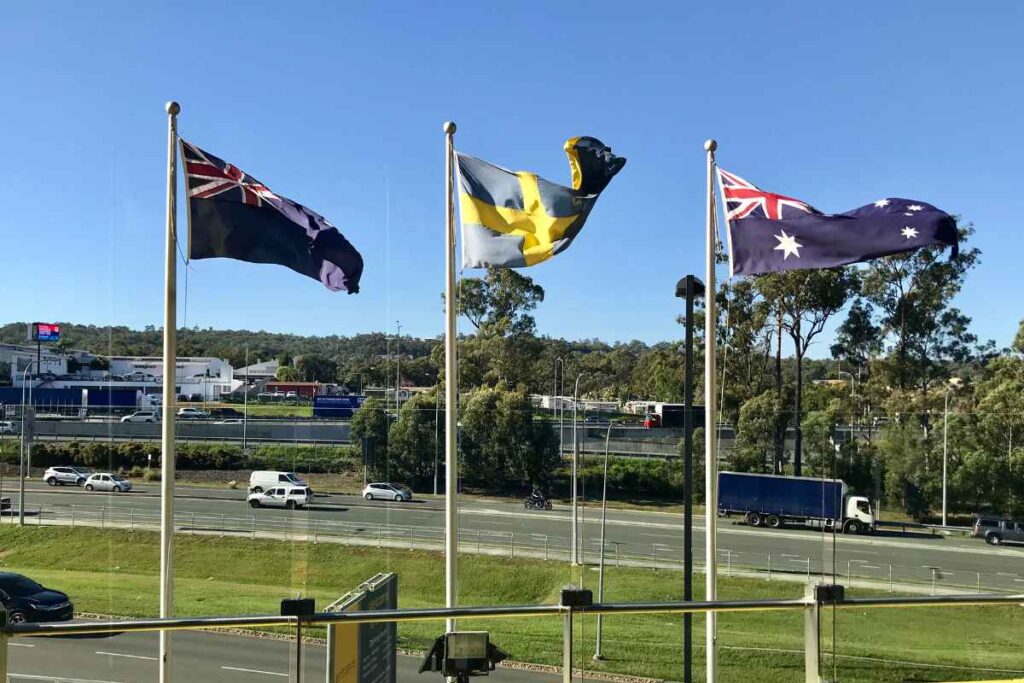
[{"xmin": 2, "ymin": 2, "xmax": 1021, "ymax": 357}]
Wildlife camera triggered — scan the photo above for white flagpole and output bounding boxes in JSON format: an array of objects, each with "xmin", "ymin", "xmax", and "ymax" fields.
[
  {"xmin": 159, "ymin": 100, "xmax": 180, "ymax": 683},
  {"xmin": 703, "ymin": 138, "xmax": 719, "ymax": 683},
  {"xmin": 443, "ymin": 120, "xmax": 459, "ymax": 634}
]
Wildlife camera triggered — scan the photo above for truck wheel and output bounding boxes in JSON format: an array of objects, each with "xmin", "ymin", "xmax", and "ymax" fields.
[
  {"xmin": 286, "ymin": 500, "xmax": 296, "ymax": 510},
  {"xmin": 746, "ymin": 512, "xmax": 763, "ymax": 527},
  {"xmin": 844, "ymin": 520, "xmax": 862, "ymax": 534},
  {"xmin": 766, "ymin": 515, "xmax": 781, "ymax": 529},
  {"xmin": 986, "ymin": 533, "xmax": 1002, "ymax": 546}
]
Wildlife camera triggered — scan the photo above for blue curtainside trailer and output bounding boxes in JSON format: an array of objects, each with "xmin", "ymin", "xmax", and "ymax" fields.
[{"xmin": 718, "ymin": 471, "xmax": 875, "ymax": 534}]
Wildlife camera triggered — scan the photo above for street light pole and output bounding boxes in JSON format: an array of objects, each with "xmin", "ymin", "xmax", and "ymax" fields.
[
  {"xmin": 675, "ymin": 274, "xmax": 704, "ymax": 683},
  {"xmin": 593, "ymin": 422, "xmax": 612, "ymax": 660},
  {"xmin": 942, "ymin": 378, "xmax": 962, "ymax": 527},
  {"xmin": 571, "ymin": 373, "xmax": 583, "ymax": 565},
  {"xmin": 554, "ymin": 358, "xmax": 564, "ymax": 462},
  {"xmin": 19, "ymin": 361, "xmax": 38, "ymax": 526},
  {"xmin": 243, "ymin": 345, "xmax": 249, "ymax": 452},
  {"xmin": 396, "ymin": 321, "xmax": 401, "ymax": 411}
]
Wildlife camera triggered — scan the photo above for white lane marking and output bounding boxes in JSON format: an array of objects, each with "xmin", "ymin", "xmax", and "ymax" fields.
[
  {"xmin": 221, "ymin": 666, "xmax": 289, "ymax": 677},
  {"xmin": 96, "ymin": 651, "xmax": 158, "ymax": 661},
  {"xmin": 10, "ymin": 674, "xmax": 126, "ymax": 683},
  {"xmin": 860, "ymin": 565, "xmax": 881, "ymax": 569},
  {"xmin": 9, "ymin": 642, "xmax": 34, "ymax": 647}
]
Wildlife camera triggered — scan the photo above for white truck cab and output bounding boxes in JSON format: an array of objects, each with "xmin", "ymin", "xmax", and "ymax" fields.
[{"xmin": 845, "ymin": 496, "xmax": 875, "ymax": 533}]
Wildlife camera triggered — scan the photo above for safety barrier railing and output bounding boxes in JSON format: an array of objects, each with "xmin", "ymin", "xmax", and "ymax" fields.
[
  {"xmin": 9, "ymin": 502, "xmax": 1023, "ymax": 596},
  {"xmin": 4, "ymin": 591, "xmax": 1024, "ymax": 683}
]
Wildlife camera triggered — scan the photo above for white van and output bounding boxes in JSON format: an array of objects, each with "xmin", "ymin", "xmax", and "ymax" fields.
[{"xmin": 249, "ymin": 471, "xmax": 310, "ymax": 494}]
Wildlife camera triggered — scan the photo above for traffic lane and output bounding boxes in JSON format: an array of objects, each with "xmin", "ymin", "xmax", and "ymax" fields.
[
  {"xmin": 9, "ymin": 481, "xmax": 1004, "ymax": 559},
  {"xmin": 8, "ymin": 628, "xmax": 563, "ymax": 682},
  {"xmin": 13, "ymin": 484, "xmax": 1015, "ymax": 564},
  {"xmin": 11, "ymin": 487, "xmax": 1022, "ymax": 583}
]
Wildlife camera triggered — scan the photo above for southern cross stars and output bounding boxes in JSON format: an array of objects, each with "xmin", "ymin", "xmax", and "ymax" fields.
[
  {"xmin": 907, "ymin": 204, "xmax": 923, "ymax": 212},
  {"xmin": 901, "ymin": 226, "xmax": 919, "ymax": 239},
  {"xmin": 874, "ymin": 199, "xmax": 891, "ymax": 208},
  {"xmin": 773, "ymin": 230, "xmax": 803, "ymax": 259}
]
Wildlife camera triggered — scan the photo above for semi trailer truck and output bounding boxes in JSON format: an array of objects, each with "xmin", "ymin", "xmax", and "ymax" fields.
[{"xmin": 718, "ymin": 471, "xmax": 875, "ymax": 534}]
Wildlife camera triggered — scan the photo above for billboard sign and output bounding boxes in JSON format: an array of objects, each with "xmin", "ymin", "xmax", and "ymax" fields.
[
  {"xmin": 28, "ymin": 323, "xmax": 60, "ymax": 343},
  {"xmin": 327, "ymin": 573, "xmax": 398, "ymax": 683}
]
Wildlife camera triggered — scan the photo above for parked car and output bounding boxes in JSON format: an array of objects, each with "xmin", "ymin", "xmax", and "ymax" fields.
[
  {"xmin": 209, "ymin": 407, "xmax": 244, "ymax": 419},
  {"xmin": 44, "ymin": 466, "xmax": 92, "ymax": 486},
  {"xmin": 362, "ymin": 482, "xmax": 412, "ymax": 502},
  {"xmin": 176, "ymin": 407, "xmax": 209, "ymax": 419},
  {"xmin": 216, "ymin": 418, "xmax": 244, "ymax": 425},
  {"xmin": 0, "ymin": 497, "xmax": 11, "ymax": 510},
  {"xmin": 0, "ymin": 421, "xmax": 17, "ymax": 435},
  {"xmin": 642, "ymin": 413, "xmax": 661, "ymax": 428},
  {"xmin": 121, "ymin": 410, "xmax": 159, "ymax": 424},
  {"xmin": 971, "ymin": 516, "xmax": 1024, "ymax": 546},
  {"xmin": 285, "ymin": 391, "xmax": 298, "ymax": 399},
  {"xmin": 249, "ymin": 471, "xmax": 310, "ymax": 494},
  {"xmin": 247, "ymin": 486, "xmax": 311, "ymax": 509},
  {"xmin": 0, "ymin": 572, "xmax": 73, "ymax": 624},
  {"xmin": 84, "ymin": 473, "xmax": 133, "ymax": 493}
]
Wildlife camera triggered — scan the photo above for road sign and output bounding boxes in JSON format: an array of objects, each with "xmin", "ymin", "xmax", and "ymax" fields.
[
  {"xmin": 326, "ymin": 573, "xmax": 397, "ymax": 683},
  {"xmin": 21, "ymin": 408, "xmax": 35, "ymax": 442}
]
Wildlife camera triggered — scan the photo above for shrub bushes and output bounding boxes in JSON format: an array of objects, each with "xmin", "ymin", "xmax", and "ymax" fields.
[{"xmin": 551, "ymin": 456, "xmax": 683, "ymax": 501}]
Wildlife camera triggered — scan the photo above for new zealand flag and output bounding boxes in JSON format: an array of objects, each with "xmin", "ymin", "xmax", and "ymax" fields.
[
  {"xmin": 181, "ymin": 139, "xmax": 363, "ymax": 293},
  {"xmin": 718, "ymin": 168, "xmax": 959, "ymax": 276}
]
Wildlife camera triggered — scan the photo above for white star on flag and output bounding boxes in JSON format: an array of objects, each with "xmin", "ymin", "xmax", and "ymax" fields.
[
  {"xmin": 901, "ymin": 226, "xmax": 919, "ymax": 239},
  {"xmin": 907, "ymin": 204, "xmax": 923, "ymax": 211},
  {"xmin": 874, "ymin": 199, "xmax": 891, "ymax": 208},
  {"xmin": 773, "ymin": 230, "xmax": 803, "ymax": 259}
]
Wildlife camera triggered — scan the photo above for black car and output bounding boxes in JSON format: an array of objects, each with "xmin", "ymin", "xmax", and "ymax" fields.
[
  {"xmin": 209, "ymin": 407, "xmax": 244, "ymax": 419},
  {"xmin": 0, "ymin": 573, "xmax": 73, "ymax": 624}
]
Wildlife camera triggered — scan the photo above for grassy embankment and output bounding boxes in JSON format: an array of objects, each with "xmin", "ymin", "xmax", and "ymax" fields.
[{"xmin": 0, "ymin": 527, "xmax": 1021, "ymax": 681}]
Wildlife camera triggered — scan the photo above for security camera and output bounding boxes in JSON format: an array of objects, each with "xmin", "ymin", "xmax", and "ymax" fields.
[{"xmin": 419, "ymin": 631, "xmax": 508, "ymax": 682}]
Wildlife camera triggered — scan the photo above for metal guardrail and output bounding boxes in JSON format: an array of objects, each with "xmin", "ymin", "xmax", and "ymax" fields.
[
  {"xmin": 9, "ymin": 503, "xmax": 1023, "ymax": 596},
  {"xmin": 5, "ymin": 590, "xmax": 1024, "ymax": 683}
]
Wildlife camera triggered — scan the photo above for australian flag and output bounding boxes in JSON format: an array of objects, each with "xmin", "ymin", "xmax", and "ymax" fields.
[
  {"xmin": 718, "ymin": 168, "xmax": 959, "ymax": 276},
  {"xmin": 181, "ymin": 139, "xmax": 363, "ymax": 293}
]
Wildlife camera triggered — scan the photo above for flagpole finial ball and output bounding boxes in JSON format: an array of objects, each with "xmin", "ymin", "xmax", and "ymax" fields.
[
  {"xmin": 704, "ymin": 139, "xmax": 717, "ymax": 152},
  {"xmin": 443, "ymin": 121, "xmax": 457, "ymax": 135},
  {"xmin": 165, "ymin": 101, "xmax": 181, "ymax": 116}
]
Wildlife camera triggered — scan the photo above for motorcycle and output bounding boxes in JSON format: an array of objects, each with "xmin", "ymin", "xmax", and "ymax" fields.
[{"xmin": 523, "ymin": 496, "xmax": 553, "ymax": 511}]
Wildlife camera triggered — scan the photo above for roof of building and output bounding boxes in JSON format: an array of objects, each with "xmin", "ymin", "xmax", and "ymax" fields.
[{"xmin": 234, "ymin": 360, "xmax": 280, "ymax": 376}]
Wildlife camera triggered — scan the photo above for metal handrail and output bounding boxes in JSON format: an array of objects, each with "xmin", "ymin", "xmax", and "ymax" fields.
[{"xmin": 10, "ymin": 592, "xmax": 1024, "ymax": 638}]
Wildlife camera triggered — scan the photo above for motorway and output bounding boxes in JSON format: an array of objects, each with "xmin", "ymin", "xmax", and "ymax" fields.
[
  {"xmin": 6, "ymin": 629, "xmax": 560, "ymax": 682},
  {"xmin": 3, "ymin": 482, "xmax": 1022, "ymax": 593}
]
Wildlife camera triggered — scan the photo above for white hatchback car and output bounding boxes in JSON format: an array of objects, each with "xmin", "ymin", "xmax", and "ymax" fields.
[
  {"xmin": 362, "ymin": 482, "xmax": 412, "ymax": 502},
  {"xmin": 0, "ymin": 421, "xmax": 17, "ymax": 435},
  {"xmin": 84, "ymin": 473, "xmax": 133, "ymax": 492},
  {"xmin": 247, "ymin": 486, "xmax": 310, "ymax": 510},
  {"xmin": 44, "ymin": 466, "xmax": 92, "ymax": 486}
]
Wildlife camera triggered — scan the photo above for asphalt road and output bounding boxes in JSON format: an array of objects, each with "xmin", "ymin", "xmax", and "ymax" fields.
[
  {"xmin": 6, "ymin": 628, "xmax": 560, "ymax": 682},
  {"xmin": 3, "ymin": 481, "xmax": 1021, "ymax": 593}
]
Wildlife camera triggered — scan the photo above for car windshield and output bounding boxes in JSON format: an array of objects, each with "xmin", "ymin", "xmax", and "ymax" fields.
[
  {"xmin": 0, "ymin": 575, "xmax": 44, "ymax": 596},
  {"xmin": 112, "ymin": 475, "xmax": 127, "ymax": 481}
]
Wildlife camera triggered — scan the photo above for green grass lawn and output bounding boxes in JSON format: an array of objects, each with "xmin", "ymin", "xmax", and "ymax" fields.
[{"xmin": 0, "ymin": 526, "xmax": 1020, "ymax": 681}]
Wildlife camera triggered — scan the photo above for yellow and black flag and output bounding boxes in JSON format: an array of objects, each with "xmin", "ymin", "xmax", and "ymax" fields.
[{"xmin": 456, "ymin": 137, "xmax": 625, "ymax": 268}]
